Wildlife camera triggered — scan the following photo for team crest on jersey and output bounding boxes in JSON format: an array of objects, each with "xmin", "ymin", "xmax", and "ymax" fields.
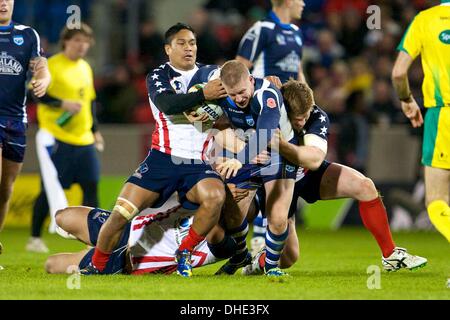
[
  {"xmin": 13, "ymin": 35, "xmax": 24, "ymax": 46},
  {"xmin": 285, "ymin": 164, "xmax": 296, "ymax": 173},
  {"xmin": 276, "ymin": 34, "xmax": 286, "ymax": 45},
  {"xmin": 170, "ymin": 79, "xmax": 185, "ymax": 93},
  {"xmin": 245, "ymin": 115, "xmax": 255, "ymax": 126},
  {"xmin": 0, "ymin": 52, "xmax": 23, "ymax": 75}
]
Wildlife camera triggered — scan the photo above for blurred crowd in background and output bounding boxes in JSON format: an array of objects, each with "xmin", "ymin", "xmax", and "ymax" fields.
[{"xmin": 14, "ymin": 0, "xmax": 435, "ymax": 173}]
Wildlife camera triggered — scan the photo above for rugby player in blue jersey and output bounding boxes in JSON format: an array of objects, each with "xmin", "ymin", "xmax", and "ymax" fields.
[{"xmin": 0, "ymin": 0, "xmax": 50, "ymax": 269}]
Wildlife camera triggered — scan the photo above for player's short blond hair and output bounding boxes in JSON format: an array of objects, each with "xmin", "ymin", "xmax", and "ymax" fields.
[
  {"xmin": 220, "ymin": 60, "xmax": 250, "ymax": 87},
  {"xmin": 281, "ymin": 79, "xmax": 315, "ymax": 115},
  {"xmin": 60, "ymin": 23, "xmax": 95, "ymax": 49}
]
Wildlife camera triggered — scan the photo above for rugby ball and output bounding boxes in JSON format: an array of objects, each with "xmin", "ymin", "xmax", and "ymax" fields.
[{"xmin": 188, "ymin": 83, "xmax": 223, "ymax": 121}]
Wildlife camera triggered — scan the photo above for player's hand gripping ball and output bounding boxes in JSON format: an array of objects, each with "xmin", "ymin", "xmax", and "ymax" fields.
[{"xmin": 187, "ymin": 83, "xmax": 223, "ymax": 121}]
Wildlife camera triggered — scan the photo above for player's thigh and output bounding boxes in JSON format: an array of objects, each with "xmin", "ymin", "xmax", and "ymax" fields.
[
  {"xmin": 118, "ymin": 182, "xmax": 161, "ymax": 211},
  {"xmin": 45, "ymin": 250, "xmax": 90, "ymax": 274},
  {"xmin": 424, "ymin": 166, "xmax": 450, "ymax": 205},
  {"xmin": 319, "ymin": 163, "xmax": 376, "ymax": 201},
  {"xmin": 186, "ymin": 177, "xmax": 226, "ymax": 206},
  {"xmin": 55, "ymin": 206, "xmax": 91, "ymax": 244}
]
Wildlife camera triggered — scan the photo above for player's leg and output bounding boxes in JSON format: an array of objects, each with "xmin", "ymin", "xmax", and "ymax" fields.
[
  {"xmin": 422, "ymin": 106, "xmax": 450, "ymax": 242},
  {"xmin": 87, "ymin": 182, "xmax": 160, "ymax": 274},
  {"xmin": 424, "ymin": 165, "xmax": 450, "ymax": 242},
  {"xmin": 263, "ymin": 178, "xmax": 294, "ymax": 276},
  {"xmin": 214, "ymin": 187, "xmax": 256, "ymax": 275},
  {"xmin": 54, "ymin": 206, "xmax": 92, "ymax": 244},
  {"xmin": 77, "ymin": 143, "xmax": 100, "ymax": 208},
  {"xmin": 320, "ymin": 162, "xmax": 427, "ymax": 270},
  {"xmin": 177, "ymin": 178, "xmax": 225, "ymax": 277},
  {"xmin": 0, "ymin": 158, "xmax": 22, "ymax": 231},
  {"xmin": 45, "ymin": 250, "xmax": 90, "ymax": 274}
]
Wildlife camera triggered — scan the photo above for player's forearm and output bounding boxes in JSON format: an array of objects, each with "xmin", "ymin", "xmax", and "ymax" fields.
[
  {"xmin": 278, "ymin": 140, "xmax": 324, "ymax": 170},
  {"xmin": 392, "ymin": 73, "xmax": 412, "ymax": 101},
  {"xmin": 32, "ymin": 57, "xmax": 51, "ymax": 82},
  {"xmin": 155, "ymin": 90, "xmax": 206, "ymax": 115},
  {"xmin": 33, "ymin": 93, "xmax": 62, "ymax": 107}
]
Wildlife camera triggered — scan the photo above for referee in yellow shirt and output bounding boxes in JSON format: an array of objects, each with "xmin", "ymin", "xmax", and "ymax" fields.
[
  {"xmin": 392, "ymin": 0, "xmax": 450, "ymax": 243},
  {"xmin": 27, "ymin": 23, "xmax": 104, "ymax": 252}
]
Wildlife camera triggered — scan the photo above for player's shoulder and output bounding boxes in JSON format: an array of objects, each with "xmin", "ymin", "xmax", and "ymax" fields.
[
  {"xmin": 253, "ymin": 78, "xmax": 283, "ymax": 107},
  {"xmin": 307, "ymin": 105, "xmax": 330, "ymax": 125},
  {"xmin": 12, "ymin": 22, "xmax": 40, "ymax": 38},
  {"xmin": 250, "ymin": 19, "xmax": 276, "ymax": 31},
  {"xmin": 146, "ymin": 63, "xmax": 170, "ymax": 82}
]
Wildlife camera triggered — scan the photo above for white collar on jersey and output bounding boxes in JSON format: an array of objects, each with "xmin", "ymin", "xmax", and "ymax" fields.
[{"xmin": 168, "ymin": 63, "xmax": 198, "ymax": 75}]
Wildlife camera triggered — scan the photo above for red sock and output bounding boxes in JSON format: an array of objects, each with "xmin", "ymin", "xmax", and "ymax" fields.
[
  {"xmin": 178, "ymin": 227, "xmax": 205, "ymax": 252},
  {"xmin": 359, "ymin": 197, "xmax": 396, "ymax": 258},
  {"xmin": 92, "ymin": 247, "xmax": 111, "ymax": 272}
]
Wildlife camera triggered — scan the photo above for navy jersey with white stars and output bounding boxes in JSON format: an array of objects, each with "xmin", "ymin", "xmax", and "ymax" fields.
[
  {"xmin": 237, "ymin": 11, "xmax": 303, "ymax": 83},
  {"xmin": 147, "ymin": 62, "xmax": 218, "ymax": 159},
  {"xmin": 294, "ymin": 105, "xmax": 330, "ymax": 182},
  {"xmin": 220, "ymin": 78, "xmax": 294, "ymax": 162},
  {"xmin": 0, "ymin": 22, "xmax": 42, "ymax": 122},
  {"xmin": 299, "ymin": 105, "xmax": 330, "ymax": 141}
]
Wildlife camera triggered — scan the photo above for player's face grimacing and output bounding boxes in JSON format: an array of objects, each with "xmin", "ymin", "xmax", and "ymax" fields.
[
  {"xmin": 223, "ymin": 76, "xmax": 254, "ymax": 108},
  {"xmin": 165, "ymin": 29, "xmax": 197, "ymax": 71},
  {"xmin": 289, "ymin": 108, "xmax": 311, "ymax": 131},
  {"xmin": 64, "ymin": 34, "xmax": 92, "ymax": 60},
  {"xmin": 0, "ymin": 0, "xmax": 14, "ymax": 26}
]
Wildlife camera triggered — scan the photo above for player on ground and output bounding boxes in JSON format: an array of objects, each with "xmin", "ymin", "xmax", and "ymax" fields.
[
  {"xmin": 28, "ymin": 23, "xmax": 104, "ymax": 253},
  {"xmin": 45, "ymin": 192, "xmax": 238, "ymax": 275},
  {"xmin": 0, "ymin": 0, "xmax": 51, "ymax": 269},
  {"xmin": 236, "ymin": 0, "xmax": 306, "ymax": 254},
  {"xmin": 214, "ymin": 60, "xmax": 296, "ymax": 277},
  {"xmin": 81, "ymin": 23, "xmax": 228, "ymax": 278},
  {"xmin": 392, "ymin": 0, "xmax": 450, "ymax": 243},
  {"xmin": 242, "ymin": 80, "xmax": 428, "ymax": 275}
]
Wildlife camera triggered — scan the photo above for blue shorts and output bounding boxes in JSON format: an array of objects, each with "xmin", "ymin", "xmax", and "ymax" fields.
[
  {"xmin": 227, "ymin": 152, "xmax": 298, "ymax": 188},
  {"xmin": 0, "ymin": 118, "xmax": 27, "ymax": 163},
  {"xmin": 127, "ymin": 149, "xmax": 223, "ymax": 207},
  {"xmin": 51, "ymin": 140, "xmax": 100, "ymax": 188},
  {"xmin": 79, "ymin": 208, "xmax": 130, "ymax": 275},
  {"xmin": 256, "ymin": 160, "xmax": 331, "ymax": 218}
]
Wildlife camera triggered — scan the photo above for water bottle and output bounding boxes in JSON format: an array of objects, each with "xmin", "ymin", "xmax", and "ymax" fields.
[{"xmin": 56, "ymin": 111, "xmax": 73, "ymax": 127}]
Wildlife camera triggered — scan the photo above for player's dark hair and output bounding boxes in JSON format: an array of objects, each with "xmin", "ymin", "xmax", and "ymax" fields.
[
  {"xmin": 164, "ymin": 23, "xmax": 196, "ymax": 45},
  {"xmin": 60, "ymin": 23, "xmax": 95, "ymax": 49}
]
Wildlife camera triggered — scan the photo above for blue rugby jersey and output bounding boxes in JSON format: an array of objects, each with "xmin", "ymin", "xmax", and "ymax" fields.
[
  {"xmin": 0, "ymin": 21, "xmax": 42, "ymax": 122},
  {"xmin": 237, "ymin": 11, "xmax": 303, "ymax": 83}
]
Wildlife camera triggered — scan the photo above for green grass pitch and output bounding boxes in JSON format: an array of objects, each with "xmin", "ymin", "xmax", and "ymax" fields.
[{"xmin": 0, "ymin": 227, "xmax": 449, "ymax": 300}]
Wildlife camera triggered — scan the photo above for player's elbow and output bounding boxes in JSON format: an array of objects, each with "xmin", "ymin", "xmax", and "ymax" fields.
[{"xmin": 391, "ymin": 66, "xmax": 407, "ymax": 83}]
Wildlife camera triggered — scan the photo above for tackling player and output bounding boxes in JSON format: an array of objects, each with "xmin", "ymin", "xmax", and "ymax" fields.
[
  {"xmin": 81, "ymin": 23, "xmax": 229, "ymax": 278},
  {"xmin": 242, "ymin": 80, "xmax": 428, "ymax": 275}
]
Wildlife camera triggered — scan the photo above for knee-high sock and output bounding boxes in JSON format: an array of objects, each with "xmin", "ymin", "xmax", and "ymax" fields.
[
  {"xmin": 359, "ymin": 197, "xmax": 395, "ymax": 258},
  {"xmin": 265, "ymin": 226, "xmax": 289, "ymax": 272},
  {"xmin": 179, "ymin": 227, "xmax": 205, "ymax": 252},
  {"xmin": 253, "ymin": 212, "xmax": 267, "ymax": 238},
  {"xmin": 427, "ymin": 200, "xmax": 450, "ymax": 242},
  {"xmin": 228, "ymin": 219, "xmax": 249, "ymax": 264}
]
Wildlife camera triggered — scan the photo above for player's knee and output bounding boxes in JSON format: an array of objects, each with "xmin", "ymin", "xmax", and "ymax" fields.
[
  {"xmin": 0, "ymin": 185, "xmax": 13, "ymax": 202},
  {"xmin": 45, "ymin": 256, "xmax": 58, "ymax": 274},
  {"xmin": 55, "ymin": 208, "xmax": 68, "ymax": 228},
  {"xmin": 201, "ymin": 187, "xmax": 226, "ymax": 208},
  {"xmin": 355, "ymin": 177, "xmax": 377, "ymax": 200}
]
